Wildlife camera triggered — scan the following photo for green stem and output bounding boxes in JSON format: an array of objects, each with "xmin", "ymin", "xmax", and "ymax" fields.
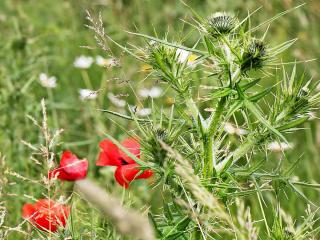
[
  {"xmin": 183, "ymin": 93, "xmax": 216, "ymax": 179},
  {"xmin": 185, "ymin": 96, "xmax": 199, "ymax": 121},
  {"xmin": 81, "ymin": 70, "xmax": 93, "ymax": 89},
  {"xmin": 202, "ymin": 97, "xmax": 227, "ymax": 177},
  {"xmin": 208, "ymin": 97, "xmax": 227, "ymax": 136},
  {"xmin": 203, "ymin": 135, "xmax": 213, "ymax": 177}
]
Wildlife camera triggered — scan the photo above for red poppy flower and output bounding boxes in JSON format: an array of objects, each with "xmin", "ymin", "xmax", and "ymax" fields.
[
  {"xmin": 120, "ymin": 138, "xmax": 140, "ymax": 163},
  {"xmin": 48, "ymin": 151, "xmax": 88, "ymax": 181},
  {"xmin": 96, "ymin": 140, "xmax": 123, "ymax": 166},
  {"xmin": 96, "ymin": 138, "xmax": 139, "ymax": 166},
  {"xmin": 96, "ymin": 138, "xmax": 153, "ymax": 188},
  {"xmin": 22, "ymin": 199, "xmax": 70, "ymax": 232},
  {"xmin": 114, "ymin": 163, "xmax": 153, "ymax": 188}
]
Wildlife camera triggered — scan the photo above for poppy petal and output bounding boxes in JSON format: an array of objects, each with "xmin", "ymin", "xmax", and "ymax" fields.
[
  {"xmin": 52, "ymin": 204, "xmax": 70, "ymax": 228},
  {"xmin": 22, "ymin": 203, "xmax": 36, "ymax": 219},
  {"xmin": 48, "ymin": 168, "xmax": 72, "ymax": 181},
  {"xmin": 22, "ymin": 199, "xmax": 70, "ymax": 233},
  {"xmin": 54, "ymin": 151, "xmax": 88, "ymax": 181},
  {"xmin": 114, "ymin": 163, "xmax": 153, "ymax": 188},
  {"xmin": 34, "ymin": 214, "xmax": 57, "ymax": 232},
  {"xmin": 96, "ymin": 150, "xmax": 122, "ymax": 166},
  {"xmin": 97, "ymin": 140, "xmax": 122, "ymax": 166},
  {"xmin": 119, "ymin": 138, "xmax": 140, "ymax": 164},
  {"xmin": 60, "ymin": 151, "xmax": 78, "ymax": 167},
  {"xmin": 48, "ymin": 168, "xmax": 66, "ymax": 180},
  {"xmin": 61, "ymin": 159, "xmax": 88, "ymax": 180},
  {"xmin": 138, "ymin": 168, "xmax": 153, "ymax": 179},
  {"xmin": 60, "ymin": 150, "xmax": 74, "ymax": 160},
  {"xmin": 35, "ymin": 199, "xmax": 55, "ymax": 209}
]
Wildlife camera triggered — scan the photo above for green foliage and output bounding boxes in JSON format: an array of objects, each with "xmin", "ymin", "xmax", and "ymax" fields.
[{"xmin": 1, "ymin": 0, "xmax": 320, "ymax": 239}]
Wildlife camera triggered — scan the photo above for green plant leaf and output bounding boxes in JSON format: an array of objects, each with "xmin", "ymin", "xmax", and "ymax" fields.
[
  {"xmin": 244, "ymin": 100, "xmax": 287, "ymax": 142},
  {"xmin": 276, "ymin": 116, "xmax": 309, "ymax": 131},
  {"xmin": 148, "ymin": 213, "xmax": 163, "ymax": 237},
  {"xmin": 248, "ymin": 87, "xmax": 273, "ymax": 102},
  {"xmin": 209, "ymin": 87, "xmax": 234, "ymax": 99},
  {"xmin": 240, "ymin": 78, "xmax": 261, "ymax": 91}
]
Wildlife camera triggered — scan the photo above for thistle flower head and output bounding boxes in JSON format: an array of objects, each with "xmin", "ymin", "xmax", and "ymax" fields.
[
  {"xmin": 206, "ymin": 12, "xmax": 237, "ymax": 37},
  {"xmin": 146, "ymin": 41, "xmax": 175, "ymax": 68},
  {"xmin": 155, "ymin": 128, "xmax": 168, "ymax": 141},
  {"xmin": 145, "ymin": 41, "xmax": 192, "ymax": 93},
  {"xmin": 143, "ymin": 127, "xmax": 174, "ymax": 167},
  {"xmin": 248, "ymin": 40, "xmax": 267, "ymax": 57},
  {"xmin": 241, "ymin": 39, "xmax": 267, "ymax": 71}
]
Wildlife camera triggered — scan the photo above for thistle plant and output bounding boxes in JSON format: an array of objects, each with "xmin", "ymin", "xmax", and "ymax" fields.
[
  {"xmin": 3, "ymin": 4, "xmax": 319, "ymax": 240},
  {"xmin": 85, "ymin": 5, "xmax": 320, "ymax": 239}
]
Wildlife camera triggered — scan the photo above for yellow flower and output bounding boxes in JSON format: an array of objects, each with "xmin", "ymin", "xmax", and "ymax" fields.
[
  {"xmin": 187, "ymin": 54, "xmax": 198, "ymax": 65},
  {"xmin": 165, "ymin": 97, "xmax": 175, "ymax": 105},
  {"xmin": 140, "ymin": 64, "xmax": 153, "ymax": 73}
]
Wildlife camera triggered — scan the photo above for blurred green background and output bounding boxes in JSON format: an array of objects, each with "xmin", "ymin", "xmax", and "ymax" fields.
[{"xmin": 1, "ymin": 0, "xmax": 320, "ymax": 239}]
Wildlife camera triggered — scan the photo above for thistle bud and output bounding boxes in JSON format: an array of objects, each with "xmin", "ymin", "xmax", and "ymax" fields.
[
  {"xmin": 146, "ymin": 128, "xmax": 170, "ymax": 166},
  {"xmin": 155, "ymin": 128, "xmax": 168, "ymax": 141},
  {"xmin": 207, "ymin": 12, "xmax": 237, "ymax": 37},
  {"xmin": 145, "ymin": 42, "xmax": 180, "ymax": 81},
  {"xmin": 241, "ymin": 39, "xmax": 267, "ymax": 71},
  {"xmin": 146, "ymin": 41, "xmax": 175, "ymax": 67}
]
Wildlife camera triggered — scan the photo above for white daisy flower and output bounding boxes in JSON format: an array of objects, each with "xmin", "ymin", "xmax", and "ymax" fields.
[
  {"xmin": 107, "ymin": 92, "xmax": 126, "ymax": 107},
  {"xmin": 73, "ymin": 55, "xmax": 94, "ymax": 69},
  {"xmin": 96, "ymin": 56, "xmax": 119, "ymax": 67},
  {"xmin": 267, "ymin": 141, "xmax": 293, "ymax": 152},
  {"xmin": 39, "ymin": 73, "xmax": 57, "ymax": 88},
  {"xmin": 79, "ymin": 89, "xmax": 98, "ymax": 100},
  {"xmin": 95, "ymin": 55, "xmax": 105, "ymax": 66},
  {"xmin": 176, "ymin": 48, "xmax": 198, "ymax": 66},
  {"xmin": 176, "ymin": 48, "xmax": 190, "ymax": 63},
  {"xmin": 138, "ymin": 86, "xmax": 163, "ymax": 98},
  {"xmin": 137, "ymin": 108, "xmax": 152, "ymax": 117}
]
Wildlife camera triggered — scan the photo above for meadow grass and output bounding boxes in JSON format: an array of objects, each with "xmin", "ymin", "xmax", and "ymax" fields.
[{"xmin": 1, "ymin": 0, "xmax": 320, "ymax": 239}]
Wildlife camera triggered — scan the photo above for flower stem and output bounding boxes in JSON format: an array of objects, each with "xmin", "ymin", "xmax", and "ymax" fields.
[
  {"xmin": 208, "ymin": 97, "xmax": 227, "ymax": 136},
  {"xmin": 202, "ymin": 97, "xmax": 227, "ymax": 178},
  {"xmin": 185, "ymin": 96, "xmax": 199, "ymax": 121}
]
